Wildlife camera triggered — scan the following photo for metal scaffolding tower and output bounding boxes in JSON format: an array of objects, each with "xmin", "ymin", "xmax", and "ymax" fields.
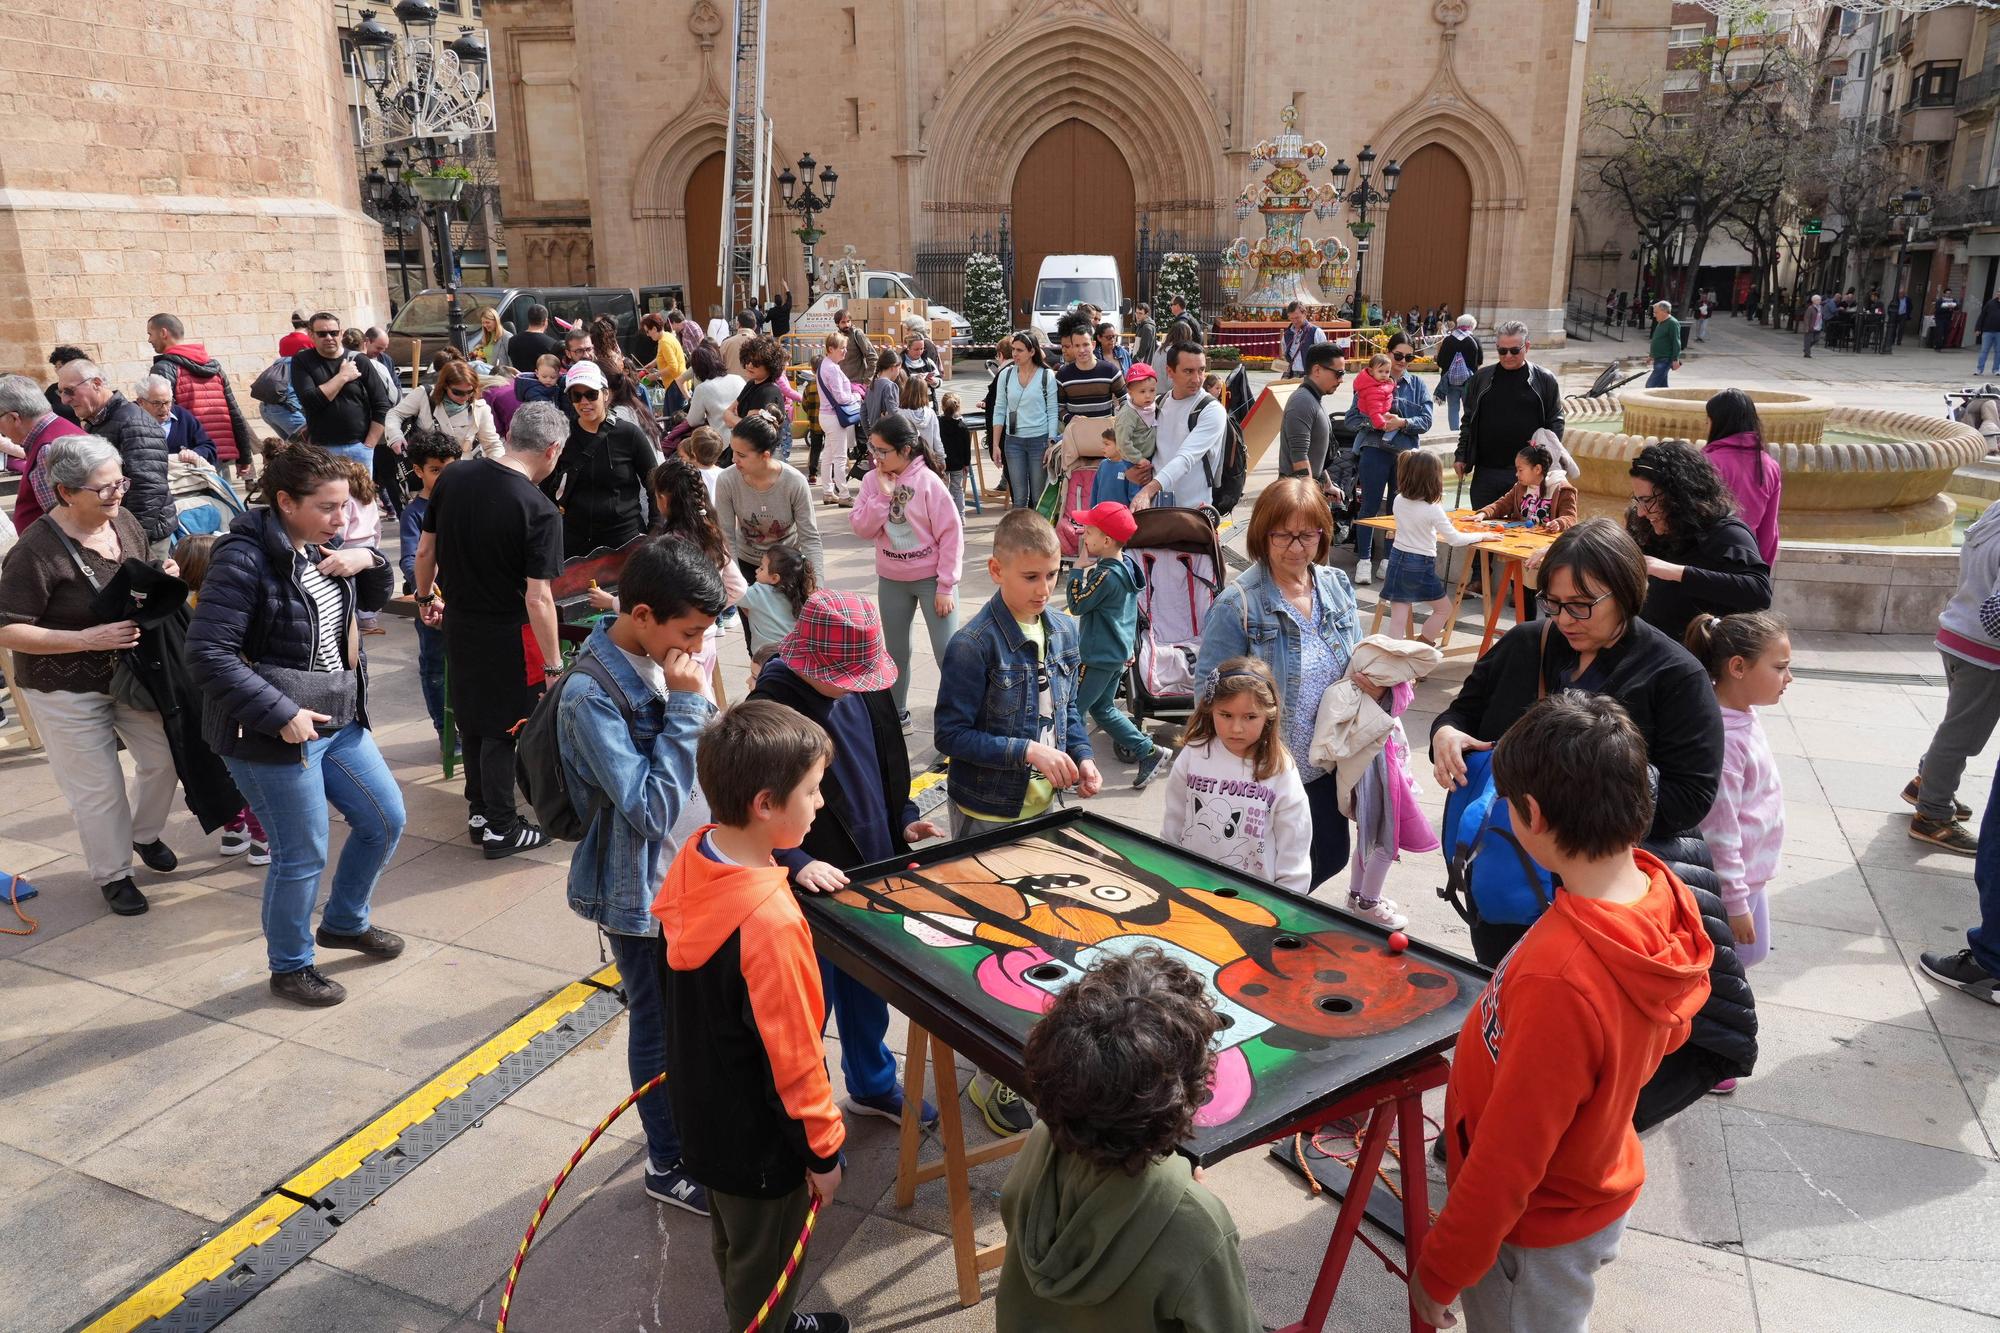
[{"xmin": 718, "ymin": 0, "xmax": 770, "ymax": 318}]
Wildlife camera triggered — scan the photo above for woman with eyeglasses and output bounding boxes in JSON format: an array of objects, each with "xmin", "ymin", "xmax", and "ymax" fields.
[
  {"xmin": 1194, "ymin": 478, "xmax": 1366, "ymax": 896},
  {"xmin": 385, "ymin": 360, "xmax": 502, "ymax": 460},
  {"xmin": 0, "ymin": 435, "xmax": 181, "ymax": 917},
  {"xmin": 544, "ymin": 360, "xmax": 661, "ymax": 560},
  {"xmin": 1428, "ymin": 516, "xmax": 1755, "ymax": 1125},
  {"xmin": 1626, "ymin": 439, "xmax": 1772, "ymax": 642},
  {"xmin": 1343, "ymin": 331, "xmax": 1434, "ymax": 587}
]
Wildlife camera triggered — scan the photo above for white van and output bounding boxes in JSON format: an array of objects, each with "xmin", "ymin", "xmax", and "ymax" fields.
[{"xmin": 1030, "ymin": 255, "xmax": 1124, "ymax": 342}]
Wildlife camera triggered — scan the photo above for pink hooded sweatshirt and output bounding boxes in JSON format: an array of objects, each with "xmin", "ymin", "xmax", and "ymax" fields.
[
  {"xmin": 849, "ymin": 453, "xmax": 963, "ymax": 594},
  {"xmin": 1703, "ymin": 432, "xmax": 1782, "ymax": 566}
]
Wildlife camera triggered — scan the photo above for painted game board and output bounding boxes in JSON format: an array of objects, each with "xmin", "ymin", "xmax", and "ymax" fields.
[{"xmin": 803, "ymin": 808, "xmax": 1485, "ymax": 1165}]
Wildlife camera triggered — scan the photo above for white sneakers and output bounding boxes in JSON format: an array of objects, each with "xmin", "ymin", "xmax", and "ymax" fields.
[
  {"xmin": 1347, "ymin": 893, "xmax": 1409, "ymax": 930},
  {"xmin": 1355, "ymin": 558, "xmax": 1374, "ymax": 586}
]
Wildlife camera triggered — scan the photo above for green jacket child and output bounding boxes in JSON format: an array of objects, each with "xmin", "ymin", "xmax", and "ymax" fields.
[{"xmin": 1064, "ymin": 551, "xmax": 1143, "ymax": 668}]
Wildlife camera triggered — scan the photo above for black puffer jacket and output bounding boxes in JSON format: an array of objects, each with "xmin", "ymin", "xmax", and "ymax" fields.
[
  {"xmin": 87, "ymin": 393, "xmax": 176, "ymax": 542},
  {"xmin": 185, "ymin": 506, "xmax": 391, "ymax": 764}
]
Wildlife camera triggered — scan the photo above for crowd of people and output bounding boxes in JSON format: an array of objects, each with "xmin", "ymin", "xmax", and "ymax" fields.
[{"xmin": 4, "ymin": 291, "xmax": 2000, "ymax": 1333}]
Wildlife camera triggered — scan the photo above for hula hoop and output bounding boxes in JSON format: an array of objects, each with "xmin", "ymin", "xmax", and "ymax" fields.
[{"xmin": 495, "ymin": 1072, "xmax": 822, "ymax": 1333}]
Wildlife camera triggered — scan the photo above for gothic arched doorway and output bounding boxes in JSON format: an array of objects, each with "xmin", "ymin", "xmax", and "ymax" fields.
[
  {"xmin": 683, "ymin": 152, "xmax": 725, "ymax": 322},
  {"xmin": 1379, "ymin": 144, "xmax": 1472, "ymax": 316},
  {"xmin": 1008, "ymin": 120, "xmax": 1136, "ymax": 317}
]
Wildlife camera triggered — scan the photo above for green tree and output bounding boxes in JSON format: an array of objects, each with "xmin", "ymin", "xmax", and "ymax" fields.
[
  {"xmin": 1157, "ymin": 253, "xmax": 1201, "ymax": 319},
  {"xmin": 963, "ymin": 251, "xmax": 1009, "ymax": 344}
]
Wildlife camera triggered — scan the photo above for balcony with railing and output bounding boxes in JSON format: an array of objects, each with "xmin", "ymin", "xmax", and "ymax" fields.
[{"xmin": 1958, "ymin": 65, "xmax": 2000, "ymax": 115}]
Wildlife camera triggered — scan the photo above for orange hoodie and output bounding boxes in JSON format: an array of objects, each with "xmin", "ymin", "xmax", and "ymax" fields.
[
  {"xmin": 651, "ymin": 826, "xmax": 845, "ymax": 1197},
  {"xmin": 1416, "ymin": 850, "xmax": 1713, "ymax": 1306}
]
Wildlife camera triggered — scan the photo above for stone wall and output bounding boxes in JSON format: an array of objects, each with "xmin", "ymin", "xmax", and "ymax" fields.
[
  {"xmin": 485, "ymin": 0, "xmax": 1606, "ymax": 341},
  {"xmin": 0, "ymin": 4, "xmax": 388, "ymax": 396}
]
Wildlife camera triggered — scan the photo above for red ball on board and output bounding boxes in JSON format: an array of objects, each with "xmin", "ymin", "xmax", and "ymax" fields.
[{"xmin": 1387, "ymin": 931, "xmax": 1409, "ymax": 954}]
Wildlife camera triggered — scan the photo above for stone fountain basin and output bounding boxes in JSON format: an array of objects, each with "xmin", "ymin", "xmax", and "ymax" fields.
[{"xmin": 1563, "ymin": 392, "xmax": 1986, "ymax": 540}]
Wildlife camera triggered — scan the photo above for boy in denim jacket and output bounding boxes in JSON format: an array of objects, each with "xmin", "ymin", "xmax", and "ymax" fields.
[
  {"xmin": 935, "ymin": 508, "xmax": 1100, "ymax": 1134},
  {"xmin": 557, "ymin": 537, "xmax": 726, "ymax": 1213}
]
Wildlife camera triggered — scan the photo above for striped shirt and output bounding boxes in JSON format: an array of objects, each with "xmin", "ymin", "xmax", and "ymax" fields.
[
  {"xmin": 1056, "ymin": 359, "xmax": 1127, "ymax": 423},
  {"xmin": 296, "ymin": 548, "xmax": 348, "ymax": 670}
]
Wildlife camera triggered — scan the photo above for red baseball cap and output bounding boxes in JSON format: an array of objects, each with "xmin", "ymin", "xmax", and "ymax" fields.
[
  {"xmin": 776, "ymin": 589, "xmax": 899, "ymax": 692},
  {"xmin": 1125, "ymin": 362, "xmax": 1157, "ymax": 385},
  {"xmin": 1070, "ymin": 500, "xmax": 1137, "ymax": 544}
]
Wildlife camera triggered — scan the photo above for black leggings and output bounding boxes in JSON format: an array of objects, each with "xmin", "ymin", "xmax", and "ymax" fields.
[{"xmin": 1302, "ymin": 771, "xmax": 1353, "ymax": 893}]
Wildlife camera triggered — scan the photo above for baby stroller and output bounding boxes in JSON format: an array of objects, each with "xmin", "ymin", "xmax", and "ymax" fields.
[
  {"xmin": 1121, "ymin": 505, "xmax": 1226, "ymax": 739},
  {"xmin": 168, "ymin": 459, "xmax": 247, "ymax": 540},
  {"xmin": 1041, "ymin": 419, "xmax": 1115, "ymax": 558}
]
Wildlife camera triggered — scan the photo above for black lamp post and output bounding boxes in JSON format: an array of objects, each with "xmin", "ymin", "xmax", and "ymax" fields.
[
  {"xmin": 778, "ymin": 153, "xmax": 839, "ymax": 303},
  {"xmin": 1889, "ymin": 184, "xmax": 1932, "ymax": 353},
  {"xmin": 366, "ymin": 150, "xmax": 421, "ymax": 308},
  {"xmin": 1329, "ymin": 145, "xmax": 1400, "ymax": 325}
]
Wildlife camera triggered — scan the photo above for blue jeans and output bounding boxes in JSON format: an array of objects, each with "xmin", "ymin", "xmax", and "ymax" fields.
[
  {"xmin": 821, "ymin": 959, "xmax": 896, "ymax": 1098},
  {"xmin": 1440, "ymin": 381, "xmax": 1466, "ymax": 431},
  {"xmin": 1003, "ymin": 433, "xmax": 1048, "ymax": 509},
  {"xmin": 260, "ymin": 402, "xmax": 305, "ymax": 438},
  {"xmin": 1968, "ymin": 768, "xmax": 2000, "ymax": 975},
  {"xmin": 225, "ymin": 722, "xmax": 406, "ymax": 973},
  {"xmin": 415, "ymin": 622, "xmax": 445, "ymax": 734},
  {"xmin": 1075, "ymin": 662, "xmax": 1152, "ymax": 759},
  {"xmin": 606, "ymin": 929, "xmax": 682, "ymax": 1170},
  {"xmin": 1979, "ymin": 332, "xmax": 2000, "ymax": 375},
  {"xmin": 1646, "ymin": 360, "xmax": 1671, "ymax": 388},
  {"xmin": 1353, "ymin": 446, "xmax": 1397, "ymax": 561},
  {"xmin": 321, "ymin": 442, "xmax": 373, "ymax": 471}
]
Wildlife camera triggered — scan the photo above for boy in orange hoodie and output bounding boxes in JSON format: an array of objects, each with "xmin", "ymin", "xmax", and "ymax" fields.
[
  {"xmin": 1413, "ymin": 694, "xmax": 1713, "ymax": 1333},
  {"xmin": 653, "ymin": 700, "xmax": 850, "ymax": 1333}
]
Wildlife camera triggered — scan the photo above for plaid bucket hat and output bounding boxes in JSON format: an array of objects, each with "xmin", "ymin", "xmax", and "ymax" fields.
[{"xmin": 776, "ymin": 589, "xmax": 899, "ymax": 692}]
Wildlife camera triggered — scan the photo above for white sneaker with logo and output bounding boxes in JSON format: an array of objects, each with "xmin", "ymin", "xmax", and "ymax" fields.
[{"xmin": 1347, "ymin": 893, "xmax": 1408, "ymax": 930}]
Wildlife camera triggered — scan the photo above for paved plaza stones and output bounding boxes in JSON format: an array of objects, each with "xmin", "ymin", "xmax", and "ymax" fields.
[{"xmin": 4, "ymin": 316, "xmax": 1999, "ymax": 1330}]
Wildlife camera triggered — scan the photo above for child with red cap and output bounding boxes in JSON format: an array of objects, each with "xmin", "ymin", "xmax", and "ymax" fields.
[{"xmin": 1065, "ymin": 500, "xmax": 1170, "ymax": 788}]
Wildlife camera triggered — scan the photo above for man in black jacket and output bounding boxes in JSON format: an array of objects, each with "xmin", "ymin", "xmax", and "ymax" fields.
[
  {"xmin": 56, "ymin": 358, "xmax": 177, "ymax": 558},
  {"xmin": 1454, "ymin": 319, "xmax": 1564, "ymax": 510},
  {"xmin": 289, "ymin": 310, "xmax": 390, "ymax": 468},
  {"xmin": 748, "ymin": 590, "xmax": 944, "ymax": 1127}
]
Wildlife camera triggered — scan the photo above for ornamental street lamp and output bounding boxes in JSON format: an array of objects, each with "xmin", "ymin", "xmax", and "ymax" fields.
[
  {"xmin": 365, "ymin": 150, "xmax": 421, "ymax": 307},
  {"xmin": 1888, "ymin": 185, "xmax": 1932, "ymax": 354},
  {"xmin": 778, "ymin": 153, "xmax": 839, "ymax": 303},
  {"xmin": 1328, "ymin": 144, "xmax": 1400, "ymax": 325}
]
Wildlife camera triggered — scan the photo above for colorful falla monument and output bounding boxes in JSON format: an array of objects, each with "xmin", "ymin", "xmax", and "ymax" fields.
[{"xmin": 1221, "ymin": 105, "xmax": 1354, "ymax": 321}]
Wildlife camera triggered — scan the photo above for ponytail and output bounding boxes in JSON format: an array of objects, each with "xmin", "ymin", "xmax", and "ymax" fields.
[{"xmin": 1682, "ymin": 610, "xmax": 1788, "ymax": 680}]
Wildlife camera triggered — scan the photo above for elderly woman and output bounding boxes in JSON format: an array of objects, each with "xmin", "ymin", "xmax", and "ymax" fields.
[
  {"xmin": 814, "ymin": 331, "xmax": 860, "ymax": 506},
  {"xmin": 186, "ymin": 443, "xmax": 402, "ymax": 1007},
  {"xmin": 544, "ymin": 360, "xmax": 660, "ymax": 560},
  {"xmin": 1627, "ymin": 439, "xmax": 1772, "ymax": 641},
  {"xmin": 0, "ymin": 436, "xmax": 179, "ymax": 916},
  {"xmin": 471, "ymin": 307, "xmax": 511, "ymax": 370},
  {"xmin": 1433, "ymin": 313, "xmax": 1482, "ymax": 431},
  {"xmin": 1428, "ymin": 516, "xmax": 1755, "ymax": 1124},
  {"xmin": 386, "ymin": 359, "xmax": 502, "ymax": 459},
  {"xmin": 1194, "ymin": 478, "xmax": 1366, "ymax": 900},
  {"xmin": 1344, "ymin": 330, "xmax": 1434, "ymax": 587}
]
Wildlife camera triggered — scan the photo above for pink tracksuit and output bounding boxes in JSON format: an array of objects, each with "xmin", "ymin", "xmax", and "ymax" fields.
[{"xmin": 1699, "ymin": 705, "xmax": 1785, "ymax": 966}]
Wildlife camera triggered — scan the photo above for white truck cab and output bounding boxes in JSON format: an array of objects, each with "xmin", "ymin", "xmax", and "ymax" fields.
[{"xmin": 1030, "ymin": 255, "xmax": 1124, "ymax": 342}]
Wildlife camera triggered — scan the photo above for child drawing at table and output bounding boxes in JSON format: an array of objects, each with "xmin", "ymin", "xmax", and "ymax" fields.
[{"xmin": 1384, "ymin": 450, "xmax": 1499, "ymax": 644}]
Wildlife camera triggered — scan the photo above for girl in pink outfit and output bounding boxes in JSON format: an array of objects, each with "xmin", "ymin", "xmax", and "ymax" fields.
[
  {"xmin": 1686, "ymin": 611, "xmax": 1791, "ymax": 975},
  {"xmin": 1351, "ymin": 353, "xmax": 1397, "ymax": 430},
  {"xmin": 331, "ymin": 456, "xmax": 385, "ymax": 635},
  {"xmin": 850, "ymin": 412, "xmax": 963, "ymax": 725},
  {"xmin": 1345, "ymin": 676, "xmax": 1438, "ymax": 930},
  {"xmin": 1701, "ymin": 388, "xmax": 1783, "ymax": 566}
]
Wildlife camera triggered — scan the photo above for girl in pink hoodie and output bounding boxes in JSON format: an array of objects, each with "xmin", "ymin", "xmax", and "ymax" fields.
[
  {"xmin": 1702, "ymin": 389, "xmax": 1782, "ymax": 566},
  {"xmin": 850, "ymin": 412, "xmax": 963, "ymax": 727},
  {"xmin": 1686, "ymin": 611, "xmax": 1791, "ymax": 988}
]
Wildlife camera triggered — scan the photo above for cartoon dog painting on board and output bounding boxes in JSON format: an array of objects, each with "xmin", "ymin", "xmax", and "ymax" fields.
[{"xmin": 829, "ymin": 826, "xmax": 1459, "ymax": 1128}]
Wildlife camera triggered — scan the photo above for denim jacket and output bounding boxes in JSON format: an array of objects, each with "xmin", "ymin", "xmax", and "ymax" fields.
[
  {"xmin": 1194, "ymin": 562, "xmax": 1360, "ymax": 735},
  {"xmin": 557, "ymin": 621, "xmax": 715, "ymax": 936},
  {"xmin": 1343, "ymin": 372, "xmax": 1434, "ymax": 454},
  {"xmin": 935, "ymin": 592, "xmax": 1092, "ymax": 818}
]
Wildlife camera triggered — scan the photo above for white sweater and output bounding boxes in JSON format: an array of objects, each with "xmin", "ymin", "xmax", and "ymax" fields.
[
  {"xmin": 1391, "ymin": 495, "xmax": 1492, "ymax": 558},
  {"xmin": 1161, "ymin": 740, "xmax": 1312, "ymax": 893}
]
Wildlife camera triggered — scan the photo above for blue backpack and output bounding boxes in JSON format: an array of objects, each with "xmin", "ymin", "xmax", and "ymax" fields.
[{"xmin": 1438, "ymin": 748, "xmax": 1555, "ymax": 927}]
